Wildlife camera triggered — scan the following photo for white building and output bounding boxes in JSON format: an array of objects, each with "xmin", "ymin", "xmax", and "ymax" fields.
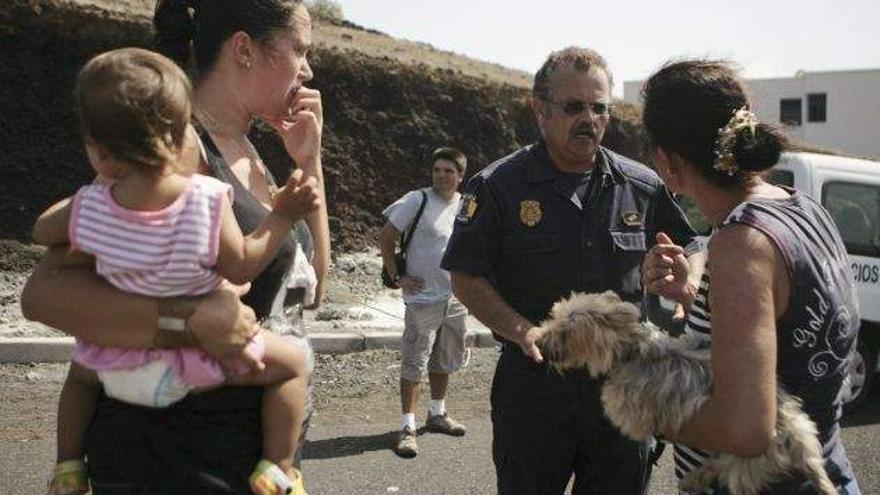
[{"xmin": 623, "ymin": 68, "xmax": 880, "ymax": 159}]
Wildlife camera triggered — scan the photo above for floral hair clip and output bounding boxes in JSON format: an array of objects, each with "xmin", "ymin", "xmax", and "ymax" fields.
[{"xmin": 713, "ymin": 106, "xmax": 758, "ymax": 176}]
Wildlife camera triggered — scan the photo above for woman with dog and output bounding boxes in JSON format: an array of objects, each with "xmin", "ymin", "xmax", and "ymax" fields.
[{"xmin": 641, "ymin": 60, "xmax": 860, "ymax": 494}]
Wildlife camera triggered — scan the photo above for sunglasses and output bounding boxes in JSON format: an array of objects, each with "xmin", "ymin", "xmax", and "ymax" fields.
[{"xmin": 545, "ymin": 98, "xmax": 613, "ymax": 118}]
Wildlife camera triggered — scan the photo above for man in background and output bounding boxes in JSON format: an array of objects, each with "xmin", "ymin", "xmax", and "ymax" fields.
[{"xmin": 379, "ymin": 147, "xmax": 470, "ymax": 458}]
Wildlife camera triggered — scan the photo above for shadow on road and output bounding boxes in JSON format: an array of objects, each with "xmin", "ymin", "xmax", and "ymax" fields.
[
  {"xmin": 303, "ymin": 431, "xmax": 397, "ymax": 459},
  {"xmin": 842, "ymin": 386, "xmax": 880, "ymax": 428}
]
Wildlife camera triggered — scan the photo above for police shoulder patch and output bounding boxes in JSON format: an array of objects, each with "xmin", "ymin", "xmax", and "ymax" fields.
[{"xmin": 457, "ymin": 193, "xmax": 478, "ymax": 223}]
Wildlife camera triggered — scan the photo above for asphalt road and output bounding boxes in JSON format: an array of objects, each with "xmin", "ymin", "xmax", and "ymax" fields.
[
  {"xmin": 296, "ymin": 393, "xmax": 880, "ymax": 495},
  {"xmin": 2, "ymin": 365, "xmax": 879, "ymax": 494}
]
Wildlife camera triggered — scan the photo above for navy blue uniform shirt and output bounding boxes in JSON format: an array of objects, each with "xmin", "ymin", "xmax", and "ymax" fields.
[{"xmin": 441, "ymin": 141, "xmax": 699, "ymax": 334}]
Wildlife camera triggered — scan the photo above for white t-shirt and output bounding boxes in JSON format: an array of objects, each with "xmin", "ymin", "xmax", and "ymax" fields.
[{"xmin": 383, "ymin": 187, "xmax": 461, "ymax": 304}]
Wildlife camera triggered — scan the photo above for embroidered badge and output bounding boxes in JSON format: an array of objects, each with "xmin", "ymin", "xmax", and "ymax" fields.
[
  {"xmin": 621, "ymin": 211, "xmax": 643, "ymax": 227},
  {"xmin": 519, "ymin": 200, "xmax": 542, "ymax": 227},
  {"xmin": 457, "ymin": 194, "xmax": 478, "ymax": 223}
]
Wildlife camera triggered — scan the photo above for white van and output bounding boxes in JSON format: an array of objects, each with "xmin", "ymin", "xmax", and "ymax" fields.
[{"xmin": 766, "ymin": 152, "xmax": 880, "ymax": 412}]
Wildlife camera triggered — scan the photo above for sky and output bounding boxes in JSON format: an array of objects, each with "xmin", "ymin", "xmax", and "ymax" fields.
[{"xmin": 332, "ymin": 0, "xmax": 880, "ymax": 98}]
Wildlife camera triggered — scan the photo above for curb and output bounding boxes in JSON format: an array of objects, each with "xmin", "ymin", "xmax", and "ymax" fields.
[{"xmin": 0, "ymin": 329, "xmax": 499, "ymax": 364}]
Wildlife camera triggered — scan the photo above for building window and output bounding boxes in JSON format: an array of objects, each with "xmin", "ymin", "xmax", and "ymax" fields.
[
  {"xmin": 780, "ymin": 98, "xmax": 802, "ymax": 126},
  {"xmin": 808, "ymin": 93, "xmax": 827, "ymax": 122}
]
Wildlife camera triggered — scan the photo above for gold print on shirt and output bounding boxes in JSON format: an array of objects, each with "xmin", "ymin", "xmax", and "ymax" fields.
[{"xmin": 621, "ymin": 211, "xmax": 643, "ymax": 227}]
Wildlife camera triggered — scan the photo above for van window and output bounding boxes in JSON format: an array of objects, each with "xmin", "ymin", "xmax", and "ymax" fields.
[
  {"xmin": 822, "ymin": 181, "xmax": 880, "ymax": 256},
  {"xmin": 765, "ymin": 169, "xmax": 794, "ymax": 187}
]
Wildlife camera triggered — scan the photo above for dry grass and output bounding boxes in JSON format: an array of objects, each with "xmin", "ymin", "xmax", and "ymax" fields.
[
  {"xmin": 313, "ymin": 20, "xmax": 532, "ymax": 89},
  {"xmin": 57, "ymin": 0, "xmax": 532, "ymax": 89}
]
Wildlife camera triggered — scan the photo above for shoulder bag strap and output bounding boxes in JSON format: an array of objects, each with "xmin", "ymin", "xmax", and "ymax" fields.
[{"xmin": 399, "ymin": 190, "xmax": 429, "ymax": 255}]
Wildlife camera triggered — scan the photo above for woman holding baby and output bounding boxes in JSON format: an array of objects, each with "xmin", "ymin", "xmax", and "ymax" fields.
[{"xmin": 22, "ymin": 0, "xmax": 329, "ymax": 493}]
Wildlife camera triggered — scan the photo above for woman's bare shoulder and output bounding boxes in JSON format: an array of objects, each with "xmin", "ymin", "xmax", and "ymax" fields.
[{"xmin": 708, "ymin": 222, "xmax": 777, "ymax": 260}]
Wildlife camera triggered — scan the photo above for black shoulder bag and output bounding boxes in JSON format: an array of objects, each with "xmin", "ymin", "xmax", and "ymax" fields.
[{"xmin": 382, "ymin": 190, "xmax": 428, "ymax": 289}]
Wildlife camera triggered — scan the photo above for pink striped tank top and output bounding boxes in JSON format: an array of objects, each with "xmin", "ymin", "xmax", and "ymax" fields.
[
  {"xmin": 68, "ymin": 174, "xmax": 242, "ymax": 388},
  {"xmin": 69, "ymin": 174, "xmax": 232, "ymax": 297}
]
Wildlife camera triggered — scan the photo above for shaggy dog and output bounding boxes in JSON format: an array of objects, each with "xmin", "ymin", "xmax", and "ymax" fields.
[{"xmin": 538, "ymin": 291, "xmax": 836, "ymax": 495}]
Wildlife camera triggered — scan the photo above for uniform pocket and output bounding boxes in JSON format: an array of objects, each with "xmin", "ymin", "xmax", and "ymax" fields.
[
  {"xmin": 502, "ymin": 232, "xmax": 561, "ymax": 254},
  {"xmin": 610, "ymin": 230, "xmax": 647, "ymax": 252},
  {"xmin": 610, "ymin": 229, "xmax": 647, "ymax": 298}
]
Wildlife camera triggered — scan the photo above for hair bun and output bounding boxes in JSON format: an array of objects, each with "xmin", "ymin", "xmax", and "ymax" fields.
[
  {"xmin": 153, "ymin": 0, "xmax": 198, "ymax": 67},
  {"xmin": 731, "ymin": 122, "xmax": 784, "ymax": 173}
]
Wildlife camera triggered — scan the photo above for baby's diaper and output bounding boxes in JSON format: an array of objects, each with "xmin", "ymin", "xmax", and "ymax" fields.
[{"xmin": 97, "ymin": 360, "xmax": 193, "ymax": 408}]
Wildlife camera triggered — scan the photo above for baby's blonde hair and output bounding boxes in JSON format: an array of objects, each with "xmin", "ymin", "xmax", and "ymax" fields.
[{"xmin": 75, "ymin": 47, "xmax": 192, "ymax": 172}]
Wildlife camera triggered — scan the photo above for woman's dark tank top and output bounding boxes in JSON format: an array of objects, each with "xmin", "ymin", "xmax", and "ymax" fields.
[
  {"xmin": 722, "ymin": 189, "xmax": 859, "ymax": 491},
  {"xmin": 198, "ymin": 131, "xmax": 311, "ymax": 320}
]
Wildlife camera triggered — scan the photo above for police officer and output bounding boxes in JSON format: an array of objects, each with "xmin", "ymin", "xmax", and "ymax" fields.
[{"xmin": 441, "ymin": 47, "xmax": 700, "ymax": 495}]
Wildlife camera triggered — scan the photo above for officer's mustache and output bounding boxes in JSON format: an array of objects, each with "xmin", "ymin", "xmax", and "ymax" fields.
[{"xmin": 570, "ymin": 124, "xmax": 596, "ymax": 138}]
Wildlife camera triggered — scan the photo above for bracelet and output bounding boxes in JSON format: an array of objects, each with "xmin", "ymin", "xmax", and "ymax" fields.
[
  {"xmin": 157, "ymin": 316, "xmax": 186, "ymax": 332},
  {"xmin": 154, "ymin": 297, "xmax": 199, "ymax": 349}
]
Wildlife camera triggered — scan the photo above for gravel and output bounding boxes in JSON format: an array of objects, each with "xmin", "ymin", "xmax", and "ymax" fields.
[
  {"xmin": 0, "ymin": 271, "xmax": 28, "ymax": 325},
  {"xmin": 0, "ymin": 270, "xmax": 63, "ymax": 338}
]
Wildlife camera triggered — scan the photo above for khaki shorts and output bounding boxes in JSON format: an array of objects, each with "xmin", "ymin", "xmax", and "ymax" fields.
[{"xmin": 400, "ymin": 298, "xmax": 468, "ymax": 382}]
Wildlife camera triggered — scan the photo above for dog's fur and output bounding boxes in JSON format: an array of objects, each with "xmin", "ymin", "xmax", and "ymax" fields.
[{"xmin": 538, "ymin": 291, "xmax": 836, "ymax": 495}]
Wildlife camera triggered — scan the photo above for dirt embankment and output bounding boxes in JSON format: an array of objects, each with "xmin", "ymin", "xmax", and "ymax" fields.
[{"xmin": 1, "ymin": 0, "xmax": 647, "ymax": 252}]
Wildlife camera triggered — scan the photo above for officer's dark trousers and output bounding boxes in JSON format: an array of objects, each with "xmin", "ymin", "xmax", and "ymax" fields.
[{"xmin": 492, "ymin": 346, "xmax": 652, "ymax": 495}]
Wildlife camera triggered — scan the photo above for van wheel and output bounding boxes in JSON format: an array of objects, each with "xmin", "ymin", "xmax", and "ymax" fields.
[{"xmin": 843, "ymin": 340, "xmax": 876, "ymax": 414}]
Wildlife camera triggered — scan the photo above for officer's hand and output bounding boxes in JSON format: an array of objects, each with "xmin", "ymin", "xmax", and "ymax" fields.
[
  {"xmin": 643, "ymin": 232, "xmax": 692, "ymax": 304},
  {"xmin": 399, "ymin": 276, "xmax": 424, "ymax": 296},
  {"xmin": 517, "ymin": 326, "xmax": 547, "ymax": 364}
]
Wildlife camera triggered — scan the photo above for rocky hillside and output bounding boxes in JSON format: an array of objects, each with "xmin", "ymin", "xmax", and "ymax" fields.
[{"xmin": 0, "ymin": 0, "xmax": 647, "ymax": 251}]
